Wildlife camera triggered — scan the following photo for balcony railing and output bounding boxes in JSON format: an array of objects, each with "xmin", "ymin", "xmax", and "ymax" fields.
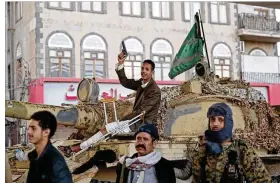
[
  {"xmin": 238, "ymin": 13, "xmax": 280, "ymax": 32},
  {"xmin": 241, "ymin": 72, "xmax": 280, "ymax": 84}
]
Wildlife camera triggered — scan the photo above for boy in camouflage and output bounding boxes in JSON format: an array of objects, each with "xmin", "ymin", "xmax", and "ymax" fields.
[{"xmin": 192, "ymin": 102, "xmax": 271, "ymax": 183}]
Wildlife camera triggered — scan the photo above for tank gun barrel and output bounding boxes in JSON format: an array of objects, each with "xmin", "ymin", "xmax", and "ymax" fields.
[
  {"xmin": 5, "ymin": 100, "xmax": 104, "ymax": 134},
  {"xmin": 6, "ymin": 100, "xmax": 65, "ymax": 121},
  {"xmin": 5, "ymin": 100, "xmax": 134, "ymax": 135}
]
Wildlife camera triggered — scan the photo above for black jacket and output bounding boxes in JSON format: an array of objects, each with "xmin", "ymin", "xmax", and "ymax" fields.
[
  {"xmin": 116, "ymin": 153, "xmax": 176, "ymax": 183},
  {"xmin": 27, "ymin": 142, "xmax": 73, "ymax": 183}
]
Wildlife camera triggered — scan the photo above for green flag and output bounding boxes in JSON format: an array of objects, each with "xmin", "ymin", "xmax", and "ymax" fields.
[{"xmin": 168, "ymin": 13, "xmax": 204, "ymax": 79}]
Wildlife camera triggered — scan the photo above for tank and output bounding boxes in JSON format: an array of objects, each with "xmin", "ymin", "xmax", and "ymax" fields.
[{"xmin": 5, "ymin": 64, "xmax": 280, "ymax": 182}]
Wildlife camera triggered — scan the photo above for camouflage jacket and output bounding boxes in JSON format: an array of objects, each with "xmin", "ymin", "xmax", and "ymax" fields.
[{"xmin": 191, "ymin": 140, "xmax": 271, "ymax": 183}]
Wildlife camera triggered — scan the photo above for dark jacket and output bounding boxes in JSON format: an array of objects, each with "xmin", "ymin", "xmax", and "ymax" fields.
[
  {"xmin": 116, "ymin": 68, "xmax": 161, "ymax": 125},
  {"xmin": 27, "ymin": 142, "xmax": 73, "ymax": 183},
  {"xmin": 115, "ymin": 153, "xmax": 176, "ymax": 183}
]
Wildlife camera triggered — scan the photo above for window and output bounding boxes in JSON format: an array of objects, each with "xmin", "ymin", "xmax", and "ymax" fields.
[
  {"xmin": 16, "ymin": 43, "xmax": 22, "ymax": 59},
  {"xmin": 276, "ymin": 9, "xmax": 280, "ymax": 21},
  {"xmin": 47, "ymin": 2, "xmax": 73, "ymax": 10},
  {"xmin": 7, "ymin": 2, "xmax": 11, "ymax": 28},
  {"xmin": 15, "ymin": 2, "xmax": 22, "ymax": 21},
  {"xmin": 16, "ymin": 44, "xmax": 22, "ymax": 86},
  {"xmin": 254, "ymin": 8, "xmax": 269, "ymax": 17},
  {"xmin": 122, "ymin": 38, "xmax": 144, "ymax": 79},
  {"xmin": 120, "ymin": 2, "xmax": 143, "ymax": 17},
  {"xmin": 79, "ymin": 2, "xmax": 105, "ymax": 13},
  {"xmin": 210, "ymin": 2, "xmax": 228, "ymax": 24},
  {"xmin": 151, "ymin": 39, "xmax": 173, "ymax": 80},
  {"xmin": 182, "ymin": 2, "xmax": 202, "ymax": 21},
  {"xmin": 249, "ymin": 49, "xmax": 267, "ymax": 56},
  {"xmin": 150, "ymin": 2, "xmax": 172, "ymax": 19},
  {"xmin": 8, "ymin": 65, "xmax": 11, "ymax": 90},
  {"xmin": 212, "ymin": 43, "xmax": 231, "ymax": 78},
  {"xmin": 47, "ymin": 33, "xmax": 74, "ymax": 77},
  {"xmin": 82, "ymin": 34, "xmax": 107, "ymax": 78},
  {"xmin": 16, "ymin": 58, "xmax": 22, "ymax": 86}
]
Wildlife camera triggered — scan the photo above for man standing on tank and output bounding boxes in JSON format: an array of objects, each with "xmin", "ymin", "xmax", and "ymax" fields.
[
  {"xmin": 58, "ymin": 51, "xmax": 162, "ymax": 155},
  {"xmin": 116, "ymin": 51, "xmax": 161, "ymax": 131}
]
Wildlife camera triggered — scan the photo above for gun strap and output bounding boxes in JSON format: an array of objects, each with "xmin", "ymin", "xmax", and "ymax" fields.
[{"xmin": 198, "ymin": 153, "xmax": 207, "ymax": 183}]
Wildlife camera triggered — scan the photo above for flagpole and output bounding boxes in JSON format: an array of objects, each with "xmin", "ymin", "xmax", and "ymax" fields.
[
  {"xmin": 189, "ymin": 3, "xmax": 194, "ymax": 78},
  {"xmin": 198, "ymin": 10, "xmax": 211, "ymax": 69}
]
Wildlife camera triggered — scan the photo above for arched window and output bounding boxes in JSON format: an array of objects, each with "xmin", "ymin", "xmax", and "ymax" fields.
[
  {"xmin": 122, "ymin": 37, "xmax": 144, "ymax": 79},
  {"xmin": 16, "ymin": 43, "xmax": 22, "ymax": 86},
  {"xmin": 47, "ymin": 32, "xmax": 74, "ymax": 77},
  {"xmin": 16, "ymin": 43, "xmax": 22, "ymax": 69},
  {"xmin": 81, "ymin": 34, "xmax": 107, "ymax": 78},
  {"xmin": 212, "ymin": 43, "xmax": 231, "ymax": 78},
  {"xmin": 16, "ymin": 43, "xmax": 22, "ymax": 59},
  {"xmin": 249, "ymin": 49, "xmax": 267, "ymax": 56},
  {"xmin": 151, "ymin": 39, "xmax": 173, "ymax": 80}
]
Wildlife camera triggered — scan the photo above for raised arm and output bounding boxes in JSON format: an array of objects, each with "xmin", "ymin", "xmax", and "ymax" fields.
[{"xmin": 116, "ymin": 52, "xmax": 141, "ymax": 91}]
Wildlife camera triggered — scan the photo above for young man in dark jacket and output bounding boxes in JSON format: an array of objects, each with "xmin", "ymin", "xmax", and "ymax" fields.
[
  {"xmin": 27, "ymin": 111, "xmax": 73, "ymax": 183},
  {"xmin": 116, "ymin": 51, "xmax": 161, "ymax": 131},
  {"xmin": 116, "ymin": 124, "xmax": 176, "ymax": 183}
]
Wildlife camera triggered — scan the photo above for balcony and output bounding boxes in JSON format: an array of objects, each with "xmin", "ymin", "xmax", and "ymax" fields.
[
  {"xmin": 238, "ymin": 13, "xmax": 280, "ymax": 43},
  {"xmin": 241, "ymin": 72, "xmax": 280, "ymax": 83},
  {"xmin": 241, "ymin": 55, "xmax": 280, "ymax": 84}
]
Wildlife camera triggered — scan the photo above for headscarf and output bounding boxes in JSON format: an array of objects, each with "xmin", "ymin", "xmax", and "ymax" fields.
[{"xmin": 204, "ymin": 103, "xmax": 233, "ymax": 154}]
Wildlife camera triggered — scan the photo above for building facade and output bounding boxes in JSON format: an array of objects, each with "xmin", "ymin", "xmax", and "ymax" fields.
[
  {"xmin": 5, "ymin": 1, "xmax": 280, "ymax": 143},
  {"xmin": 237, "ymin": 4, "xmax": 280, "ymax": 105},
  {"xmin": 6, "ymin": 1, "xmax": 242, "ymax": 101}
]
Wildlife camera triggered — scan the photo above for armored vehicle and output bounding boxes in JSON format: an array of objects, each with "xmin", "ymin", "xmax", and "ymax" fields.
[{"xmin": 5, "ymin": 62, "xmax": 280, "ymax": 182}]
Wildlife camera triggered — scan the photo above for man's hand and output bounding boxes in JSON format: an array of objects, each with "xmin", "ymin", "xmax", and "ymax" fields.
[
  {"xmin": 118, "ymin": 51, "xmax": 127, "ymax": 65},
  {"xmin": 140, "ymin": 111, "xmax": 146, "ymax": 121}
]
